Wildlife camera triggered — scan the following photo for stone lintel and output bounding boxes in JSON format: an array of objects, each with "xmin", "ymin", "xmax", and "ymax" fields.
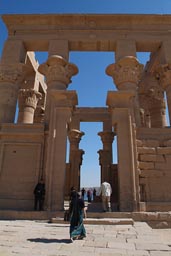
[
  {"xmin": 3, "ymin": 14, "xmax": 171, "ymax": 33},
  {"xmin": 106, "ymin": 91, "xmax": 135, "ymax": 108},
  {"xmin": 2, "ymin": 14, "xmax": 171, "ymax": 52}
]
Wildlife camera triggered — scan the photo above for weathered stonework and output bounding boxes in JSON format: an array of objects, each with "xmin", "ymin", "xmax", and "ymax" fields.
[{"xmin": 1, "ymin": 14, "xmax": 171, "ymax": 213}]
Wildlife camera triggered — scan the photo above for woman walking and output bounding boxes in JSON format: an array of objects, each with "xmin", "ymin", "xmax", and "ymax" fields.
[{"xmin": 69, "ymin": 190, "xmax": 86, "ymax": 242}]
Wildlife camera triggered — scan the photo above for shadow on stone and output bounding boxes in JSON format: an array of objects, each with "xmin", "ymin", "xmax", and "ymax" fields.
[{"xmin": 28, "ymin": 238, "xmax": 71, "ymax": 243}]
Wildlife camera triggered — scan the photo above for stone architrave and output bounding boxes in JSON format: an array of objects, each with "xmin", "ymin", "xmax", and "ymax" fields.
[
  {"xmin": 156, "ymin": 64, "xmax": 171, "ymax": 124},
  {"xmin": 98, "ymin": 131, "xmax": 115, "ymax": 183},
  {"xmin": 18, "ymin": 89, "xmax": 42, "ymax": 124},
  {"xmin": 68, "ymin": 129, "xmax": 85, "ymax": 191},
  {"xmin": 0, "ymin": 63, "xmax": 31, "ymax": 123},
  {"xmin": 38, "ymin": 55, "xmax": 78, "ymax": 125},
  {"xmin": 106, "ymin": 56, "xmax": 144, "ymax": 126}
]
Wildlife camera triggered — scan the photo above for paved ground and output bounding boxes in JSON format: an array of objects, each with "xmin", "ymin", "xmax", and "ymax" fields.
[{"xmin": 0, "ymin": 220, "xmax": 171, "ymax": 256}]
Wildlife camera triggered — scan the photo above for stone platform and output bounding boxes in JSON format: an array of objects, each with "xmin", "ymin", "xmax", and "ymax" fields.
[{"xmin": 0, "ymin": 220, "xmax": 171, "ymax": 256}]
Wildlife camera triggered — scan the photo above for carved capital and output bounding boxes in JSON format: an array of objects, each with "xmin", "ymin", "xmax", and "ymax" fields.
[
  {"xmin": 98, "ymin": 131, "xmax": 115, "ymax": 144},
  {"xmin": 18, "ymin": 89, "xmax": 42, "ymax": 110},
  {"xmin": 68, "ymin": 129, "xmax": 85, "ymax": 149},
  {"xmin": 106, "ymin": 56, "xmax": 144, "ymax": 90},
  {"xmin": 0, "ymin": 63, "xmax": 32, "ymax": 85},
  {"xmin": 156, "ymin": 64, "xmax": 171, "ymax": 91},
  {"xmin": 38, "ymin": 55, "xmax": 78, "ymax": 89}
]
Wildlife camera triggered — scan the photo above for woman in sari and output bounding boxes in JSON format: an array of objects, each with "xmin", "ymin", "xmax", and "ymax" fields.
[{"xmin": 69, "ymin": 190, "xmax": 86, "ymax": 242}]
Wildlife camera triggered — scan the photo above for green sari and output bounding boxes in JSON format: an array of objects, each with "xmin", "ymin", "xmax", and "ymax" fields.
[{"xmin": 69, "ymin": 194, "xmax": 86, "ymax": 240}]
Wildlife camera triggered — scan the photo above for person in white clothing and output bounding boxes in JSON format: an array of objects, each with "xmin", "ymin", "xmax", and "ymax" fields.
[{"xmin": 99, "ymin": 181, "xmax": 112, "ymax": 212}]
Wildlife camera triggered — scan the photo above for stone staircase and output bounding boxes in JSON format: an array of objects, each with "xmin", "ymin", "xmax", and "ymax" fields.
[{"xmin": 1, "ymin": 201, "xmax": 171, "ymax": 228}]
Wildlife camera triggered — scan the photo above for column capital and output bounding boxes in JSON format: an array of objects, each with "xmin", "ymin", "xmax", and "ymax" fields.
[
  {"xmin": 106, "ymin": 56, "xmax": 144, "ymax": 91},
  {"xmin": 68, "ymin": 129, "xmax": 85, "ymax": 150},
  {"xmin": 0, "ymin": 63, "xmax": 32, "ymax": 85},
  {"xmin": 98, "ymin": 131, "xmax": 115, "ymax": 144},
  {"xmin": 18, "ymin": 88, "xmax": 42, "ymax": 110},
  {"xmin": 38, "ymin": 55, "xmax": 78, "ymax": 90}
]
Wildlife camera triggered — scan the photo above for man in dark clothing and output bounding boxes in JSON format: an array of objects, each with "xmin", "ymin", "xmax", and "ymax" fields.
[{"xmin": 34, "ymin": 180, "xmax": 45, "ymax": 211}]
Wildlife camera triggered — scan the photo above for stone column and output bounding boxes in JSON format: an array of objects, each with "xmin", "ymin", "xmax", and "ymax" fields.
[
  {"xmin": 98, "ymin": 149, "xmax": 111, "ymax": 183},
  {"xmin": 38, "ymin": 55, "xmax": 78, "ymax": 126},
  {"xmin": 18, "ymin": 89, "xmax": 42, "ymax": 124},
  {"xmin": 106, "ymin": 91, "xmax": 139, "ymax": 211},
  {"xmin": 44, "ymin": 92, "xmax": 77, "ymax": 211},
  {"xmin": 106, "ymin": 56, "xmax": 144, "ymax": 126},
  {"xmin": 38, "ymin": 55, "xmax": 79, "ymax": 211},
  {"xmin": 156, "ymin": 64, "xmax": 171, "ymax": 125},
  {"xmin": 68, "ymin": 129, "xmax": 85, "ymax": 191},
  {"xmin": 98, "ymin": 131, "xmax": 115, "ymax": 183}
]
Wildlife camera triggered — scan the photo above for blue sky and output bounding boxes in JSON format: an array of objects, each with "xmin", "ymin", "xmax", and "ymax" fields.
[{"xmin": 0, "ymin": 0, "xmax": 171, "ymax": 187}]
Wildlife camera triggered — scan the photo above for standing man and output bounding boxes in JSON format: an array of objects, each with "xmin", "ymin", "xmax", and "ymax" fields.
[
  {"xmin": 99, "ymin": 181, "xmax": 112, "ymax": 212},
  {"xmin": 34, "ymin": 179, "xmax": 45, "ymax": 211}
]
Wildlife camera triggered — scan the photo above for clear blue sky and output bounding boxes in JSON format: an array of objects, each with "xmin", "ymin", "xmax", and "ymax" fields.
[{"xmin": 0, "ymin": 0, "xmax": 171, "ymax": 187}]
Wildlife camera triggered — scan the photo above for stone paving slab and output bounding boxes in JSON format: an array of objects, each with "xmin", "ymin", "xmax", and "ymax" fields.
[{"xmin": 0, "ymin": 220, "xmax": 171, "ymax": 256}]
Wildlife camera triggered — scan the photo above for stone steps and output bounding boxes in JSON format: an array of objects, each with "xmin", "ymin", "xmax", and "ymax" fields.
[
  {"xmin": 51, "ymin": 217, "xmax": 134, "ymax": 225},
  {"xmin": 0, "ymin": 210, "xmax": 171, "ymax": 228}
]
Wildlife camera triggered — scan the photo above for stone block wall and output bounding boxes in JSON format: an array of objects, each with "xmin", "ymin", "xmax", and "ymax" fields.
[
  {"xmin": 0, "ymin": 124, "xmax": 45, "ymax": 211},
  {"xmin": 137, "ymin": 138, "xmax": 171, "ymax": 203}
]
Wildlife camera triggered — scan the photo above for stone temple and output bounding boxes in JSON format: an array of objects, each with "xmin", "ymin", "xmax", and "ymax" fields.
[{"xmin": 0, "ymin": 13, "xmax": 171, "ymax": 214}]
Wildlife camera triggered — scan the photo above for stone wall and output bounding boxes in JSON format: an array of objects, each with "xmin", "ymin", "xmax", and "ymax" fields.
[
  {"xmin": 0, "ymin": 124, "xmax": 44, "ymax": 210},
  {"xmin": 137, "ymin": 128, "xmax": 171, "ymax": 209}
]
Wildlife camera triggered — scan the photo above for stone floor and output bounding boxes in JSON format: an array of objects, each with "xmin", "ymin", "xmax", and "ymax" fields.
[{"xmin": 0, "ymin": 220, "xmax": 171, "ymax": 256}]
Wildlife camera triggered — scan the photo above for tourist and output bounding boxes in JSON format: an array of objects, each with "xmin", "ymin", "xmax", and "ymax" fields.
[
  {"xmin": 99, "ymin": 181, "xmax": 112, "ymax": 212},
  {"xmin": 69, "ymin": 190, "xmax": 86, "ymax": 242},
  {"xmin": 81, "ymin": 187, "xmax": 85, "ymax": 200},
  {"xmin": 33, "ymin": 179, "xmax": 45, "ymax": 211},
  {"xmin": 87, "ymin": 189, "xmax": 92, "ymax": 202},
  {"xmin": 93, "ymin": 188, "xmax": 96, "ymax": 200}
]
